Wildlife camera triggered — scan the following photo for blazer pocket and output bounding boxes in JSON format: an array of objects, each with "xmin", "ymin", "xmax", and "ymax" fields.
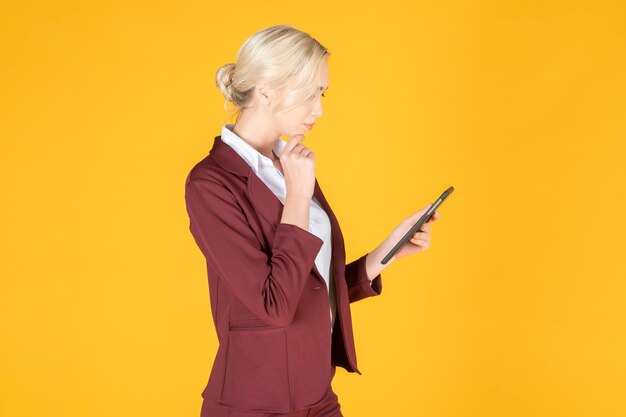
[{"xmin": 221, "ymin": 327, "xmax": 290, "ymax": 411}]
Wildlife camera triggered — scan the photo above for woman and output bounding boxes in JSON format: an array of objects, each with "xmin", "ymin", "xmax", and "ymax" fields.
[{"xmin": 185, "ymin": 25, "xmax": 440, "ymax": 417}]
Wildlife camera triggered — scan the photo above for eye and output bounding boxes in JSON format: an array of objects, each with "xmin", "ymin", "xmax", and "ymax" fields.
[{"xmin": 321, "ymin": 93, "xmax": 326, "ymax": 98}]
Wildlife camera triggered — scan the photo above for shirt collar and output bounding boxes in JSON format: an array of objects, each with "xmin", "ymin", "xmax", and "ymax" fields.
[{"xmin": 221, "ymin": 124, "xmax": 287, "ymax": 173}]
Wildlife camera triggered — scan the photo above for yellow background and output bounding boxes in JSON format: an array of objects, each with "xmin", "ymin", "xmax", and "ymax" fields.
[{"xmin": 1, "ymin": 1, "xmax": 625, "ymax": 416}]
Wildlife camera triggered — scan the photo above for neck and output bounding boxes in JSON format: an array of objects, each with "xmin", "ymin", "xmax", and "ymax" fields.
[{"xmin": 231, "ymin": 111, "xmax": 278, "ymax": 160}]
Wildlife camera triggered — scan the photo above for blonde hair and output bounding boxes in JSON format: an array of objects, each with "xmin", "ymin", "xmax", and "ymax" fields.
[{"xmin": 215, "ymin": 24, "xmax": 330, "ymax": 122}]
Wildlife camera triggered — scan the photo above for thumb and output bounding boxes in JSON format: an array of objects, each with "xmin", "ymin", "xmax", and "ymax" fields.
[{"xmin": 410, "ymin": 203, "xmax": 432, "ymax": 220}]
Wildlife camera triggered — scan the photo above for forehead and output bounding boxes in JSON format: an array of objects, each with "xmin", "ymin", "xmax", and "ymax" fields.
[{"xmin": 317, "ymin": 60, "xmax": 329, "ymax": 89}]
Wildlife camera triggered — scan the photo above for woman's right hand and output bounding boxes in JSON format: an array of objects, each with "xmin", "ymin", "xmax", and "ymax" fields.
[{"xmin": 280, "ymin": 137, "xmax": 316, "ymax": 200}]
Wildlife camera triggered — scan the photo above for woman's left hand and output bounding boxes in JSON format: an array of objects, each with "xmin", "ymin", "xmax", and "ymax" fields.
[{"xmin": 384, "ymin": 203, "xmax": 441, "ymax": 261}]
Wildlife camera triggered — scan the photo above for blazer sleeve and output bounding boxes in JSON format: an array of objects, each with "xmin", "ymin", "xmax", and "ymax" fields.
[
  {"xmin": 345, "ymin": 253, "xmax": 383, "ymax": 303},
  {"xmin": 185, "ymin": 177, "xmax": 324, "ymax": 327}
]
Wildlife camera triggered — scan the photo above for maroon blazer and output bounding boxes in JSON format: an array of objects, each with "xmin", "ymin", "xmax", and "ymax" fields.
[{"xmin": 184, "ymin": 135, "xmax": 383, "ymax": 413}]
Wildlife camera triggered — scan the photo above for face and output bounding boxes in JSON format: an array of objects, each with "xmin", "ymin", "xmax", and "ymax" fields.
[{"xmin": 271, "ymin": 59, "xmax": 329, "ymax": 142}]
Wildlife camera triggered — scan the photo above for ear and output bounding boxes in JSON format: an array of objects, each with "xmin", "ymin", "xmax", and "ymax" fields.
[{"xmin": 256, "ymin": 80, "xmax": 273, "ymax": 105}]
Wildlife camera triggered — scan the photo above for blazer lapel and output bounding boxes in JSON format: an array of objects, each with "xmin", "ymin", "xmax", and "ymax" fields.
[{"xmin": 311, "ymin": 178, "xmax": 347, "ymax": 296}]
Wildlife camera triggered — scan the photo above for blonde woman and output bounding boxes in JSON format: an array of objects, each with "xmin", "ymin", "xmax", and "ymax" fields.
[{"xmin": 185, "ymin": 24, "xmax": 440, "ymax": 417}]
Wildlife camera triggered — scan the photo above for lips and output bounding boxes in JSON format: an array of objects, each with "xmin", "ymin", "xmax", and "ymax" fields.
[{"xmin": 304, "ymin": 123, "xmax": 314, "ymax": 131}]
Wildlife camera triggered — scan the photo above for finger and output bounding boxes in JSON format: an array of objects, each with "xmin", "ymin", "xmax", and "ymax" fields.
[
  {"xmin": 426, "ymin": 211, "xmax": 440, "ymax": 223},
  {"xmin": 284, "ymin": 137, "xmax": 304, "ymax": 152},
  {"xmin": 288, "ymin": 145, "xmax": 308, "ymax": 158},
  {"xmin": 409, "ymin": 203, "xmax": 432, "ymax": 221},
  {"xmin": 413, "ymin": 234, "xmax": 428, "ymax": 245},
  {"xmin": 419, "ymin": 223, "xmax": 431, "ymax": 232},
  {"xmin": 411, "ymin": 240, "xmax": 429, "ymax": 252},
  {"xmin": 410, "ymin": 236, "xmax": 430, "ymax": 245}
]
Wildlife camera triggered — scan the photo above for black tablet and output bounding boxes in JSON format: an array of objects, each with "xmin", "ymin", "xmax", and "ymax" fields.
[{"xmin": 381, "ymin": 186, "xmax": 454, "ymax": 264}]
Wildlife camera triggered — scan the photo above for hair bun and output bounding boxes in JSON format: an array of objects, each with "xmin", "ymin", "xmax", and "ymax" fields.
[
  {"xmin": 225, "ymin": 63, "xmax": 235, "ymax": 86},
  {"xmin": 216, "ymin": 63, "xmax": 236, "ymax": 102}
]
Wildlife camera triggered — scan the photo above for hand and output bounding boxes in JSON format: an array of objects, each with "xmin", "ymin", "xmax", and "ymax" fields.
[
  {"xmin": 385, "ymin": 203, "xmax": 441, "ymax": 261},
  {"xmin": 281, "ymin": 137, "xmax": 316, "ymax": 200}
]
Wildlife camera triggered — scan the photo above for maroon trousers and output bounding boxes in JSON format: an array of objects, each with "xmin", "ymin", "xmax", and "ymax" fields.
[{"xmin": 200, "ymin": 366, "xmax": 342, "ymax": 417}]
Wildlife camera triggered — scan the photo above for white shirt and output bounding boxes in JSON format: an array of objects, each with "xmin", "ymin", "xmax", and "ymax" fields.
[{"xmin": 220, "ymin": 124, "xmax": 338, "ymax": 332}]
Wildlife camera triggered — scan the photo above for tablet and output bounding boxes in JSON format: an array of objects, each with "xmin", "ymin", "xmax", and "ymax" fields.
[{"xmin": 381, "ymin": 186, "xmax": 454, "ymax": 264}]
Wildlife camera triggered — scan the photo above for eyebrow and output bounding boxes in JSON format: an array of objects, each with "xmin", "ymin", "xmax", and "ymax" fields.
[{"xmin": 319, "ymin": 86, "xmax": 329, "ymax": 91}]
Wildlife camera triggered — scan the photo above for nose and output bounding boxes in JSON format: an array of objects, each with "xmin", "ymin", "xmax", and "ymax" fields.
[{"xmin": 311, "ymin": 96, "xmax": 323, "ymax": 117}]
